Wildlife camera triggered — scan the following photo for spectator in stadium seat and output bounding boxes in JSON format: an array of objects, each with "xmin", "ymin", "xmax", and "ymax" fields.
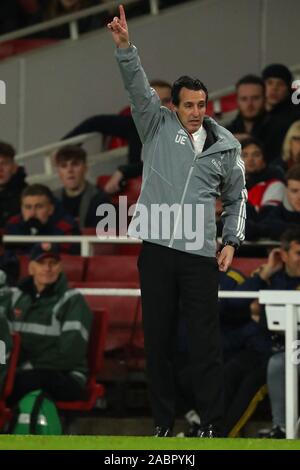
[
  {"xmin": 4, "ymin": 184, "xmax": 80, "ymax": 253},
  {"xmin": 277, "ymin": 120, "xmax": 300, "ymax": 171},
  {"xmin": 54, "ymin": 144, "xmax": 110, "ymax": 228},
  {"xmin": 241, "ymin": 137, "xmax": 285, "ymax": 212},
  {"xmin": 228, "ymin": 228, "xmax": 300, "ymax": 438},
  {"xmin": 6, "ymin": 242, "xmax": 92, "ymax": 405},
  {"xmin": 227, "ymin": 74, "xmax": 266, "ymax": 143},
  {"xmin": 260, "ymin": 64, "xmax": 300, "ymax": 163},
  {"xmin": 0, "ymin": 141, "xmax": 27, "ymax": 229},
  {"xmin": 245, "ymin": 165, "xmax": 300, "ymax": 240},
  {"xmin": 63, "ymin": 80, "xmax": 172, "ymax": 195}
]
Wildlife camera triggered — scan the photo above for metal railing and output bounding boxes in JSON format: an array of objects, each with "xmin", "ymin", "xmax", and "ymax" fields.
[
  {"xmin": 15, "ymin": 132, "xmax": 128, "ymax": 184},
  {"xmin": 2, "ymin": 234, "xmax": 279, "ymax": 257},
  {"xmin": 0, "ymin": 0, "xmax": 159, "ymax": 43}
]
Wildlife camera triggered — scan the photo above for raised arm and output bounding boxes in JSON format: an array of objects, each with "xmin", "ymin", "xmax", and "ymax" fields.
[{"xmin": 107, "ymin": 5, "xmax": 162, "ymax": 144}]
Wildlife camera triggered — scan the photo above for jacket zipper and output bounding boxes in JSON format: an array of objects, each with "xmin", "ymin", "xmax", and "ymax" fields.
[{"xmin": 169, "ymin": 122, "xmax": 197, "ymax": 248}]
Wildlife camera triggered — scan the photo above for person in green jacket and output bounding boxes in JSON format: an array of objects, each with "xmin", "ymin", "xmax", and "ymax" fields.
[{"xmin": 7, "ymin": 243, "xmax": 92, "ymax": 405}]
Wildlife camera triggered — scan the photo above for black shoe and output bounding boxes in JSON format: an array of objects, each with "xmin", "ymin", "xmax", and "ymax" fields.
[
  {"xmin": 197, "ymin": 424, "xmax": 220, "ymax": 438},
  {"xmin": 258, "ymin": 426, "xmax": 286, "ymax": 439},
  {"xmin": 185, "ymin": 422, "xmax": 202, "ymax": 437},
  {"xmin": 153, "ymin": 426, "xmax": 172, "ymax": 437}
]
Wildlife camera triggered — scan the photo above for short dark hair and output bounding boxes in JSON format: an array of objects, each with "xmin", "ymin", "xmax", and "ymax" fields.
[
  {"xmin": 0, "ymin": 141, "xmax": 15, "ymax": 159},
  {"xmin": 21, "ymin": 184, "xmax": 54, "ymax": 203},
  {"xmin": 280, "ymin": 228, "xmax": 300, "ymax": 251},
  {"xmin": 171, "ymin": 76, "xmax": 208, "ymax": 106},
  {"xmin": 150, "ymin": 79, "xmax": 172, "ymax": 90},
  {"xmin": 241, "ymin": 137, "xmax": 265, "ymax": 157},
  {"xmin": 55, "ymin": 145, "xmax": 86, "ymax": 165},
  {"xmin": 286, "ymin": 164, "xmax": 300, "ymax": 183},
  {"xmin": 236, "ymin": 74, "xmax": 265, "ymax": 92}
]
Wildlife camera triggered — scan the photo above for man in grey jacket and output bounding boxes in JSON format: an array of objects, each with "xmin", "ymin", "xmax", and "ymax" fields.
[{"xmin": 108, "ymin": 5, "xmax": 247, "ymax": 437}]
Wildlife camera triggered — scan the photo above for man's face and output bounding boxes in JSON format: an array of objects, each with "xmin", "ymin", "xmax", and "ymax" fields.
[
  {"xmin": 56, "ymin": 159, "xmax": 87, "ymax": 191},
  {"xmin": 237, "ymin": 84, "xmax": 265, "ymax": 119},
  {"xmin": 265, "ymin": 78, "xmax": 289, "ymax": 108},
  {"xmin": 22, "ymin": 195, "xmax": 54, "ymax": 224},
  {"xmin": 0, "ymin": 155, "xmax": 17, "ymax": 186},
  {"xmin": 281, "ymin": 241, "xmax": 300, "ymax": 277},
  {"xmin": 290, "ymin": 136, "xmax": 300, "ymax": 163},
  {"xmin": 29, "ymin": 257, "xmax": 62, "ymax": 291},
  {"xmin": 286, "ymin": 179, "xmax": 300, "ymax": 212},
  {"xmin": 242, "ymin": 143, "xmax": 266, "ymax": 174},
  {"xmin": 154, "ymin": 85, "xmax": 173, "ymax": 110},
  {"xmin": 174, "ymin": 87, "xmax": 206, "ymax": 134}
]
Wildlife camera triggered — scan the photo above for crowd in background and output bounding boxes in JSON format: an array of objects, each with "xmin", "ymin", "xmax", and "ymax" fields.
[{"xmin": 0, "ymin": 6, "xmax": 300, "ymax": 438}]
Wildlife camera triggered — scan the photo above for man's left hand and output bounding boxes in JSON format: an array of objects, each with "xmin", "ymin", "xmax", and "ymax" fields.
[{"xmin": 217, "ymin": 245, "xmax": 235, "ymax": 272}]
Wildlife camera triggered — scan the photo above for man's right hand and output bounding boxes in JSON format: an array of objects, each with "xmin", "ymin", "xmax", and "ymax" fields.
[
  {"xmin": 107, "ymin": 4, "xmax": 130, "ymax": 48},
  {"xmin": 259, "ymin": 248, "xmax": 283, "ymax": 281}
]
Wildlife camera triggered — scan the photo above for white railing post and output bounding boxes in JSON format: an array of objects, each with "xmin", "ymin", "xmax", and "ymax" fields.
[
  {"xmin": 285, "ymin": 304, "xmax": 299, "ymax": 439},
  {"xmin": 149, "ymin": 0, "xmax": 159, "ymax": 15},
  {"xmin": 260, "ymin": 291, "xmax": 300, "ymax": 439},
  {"xmin": 44, "ymin": 154, "xmax": 53, "ymax": 177},
  {"xmin": 69, "ymin": 20, "xmax": 79, "ymax": 40},
  {"xmin": 17, "ymin": 59, "xmax": 26, "ymax": 153},
  {"xmin": 0, "ymin": 80, "xmax": 6, "ymax": 104},
  {"xmin": 81, "ymin": 238, "xmax": 91, "ymax": 257}
]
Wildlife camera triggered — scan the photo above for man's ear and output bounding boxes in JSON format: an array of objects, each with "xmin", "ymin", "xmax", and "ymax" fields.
[
  {"xmin": 49, "ymin": 203, "xmax": 55, "ymax": 216},
  {"xmin": 28, "ymin": 261, "xmax": 35, "ymax": 276},
  {"xmin": 12, "ymin": 162, "xmax": 18, "ymax": 175},
  {"xmin": 280, "ymin": 248, "xmax": 288, "ymax": 264}
]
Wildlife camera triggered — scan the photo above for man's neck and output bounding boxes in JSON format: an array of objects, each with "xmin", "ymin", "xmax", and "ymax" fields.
[
  {"xmin": 65, "ymin": 181, "xmax": 86, "ymax": 197},
  {"xmin": 34, "ymin": 281, "xmax": 46, "ymax": 294},
  {"xmin": 284, "ymin": 266, "xmax": 299, "ymax": 278},
  {"xmin": 242, "ymin": 118, "xmax": 254, "ymax": 134}
]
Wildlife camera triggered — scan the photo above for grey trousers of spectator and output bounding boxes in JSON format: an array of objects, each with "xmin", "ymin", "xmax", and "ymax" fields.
[{"xmin": 267, "ymin": 352, "xmax": 300, "ymax": 429}]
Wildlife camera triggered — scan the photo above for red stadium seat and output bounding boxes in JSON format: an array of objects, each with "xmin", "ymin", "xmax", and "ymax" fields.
[
  {"xmin": 84, "ymin": 295, "xmax": 141, "ymax": 352},
  {"xmin": 0, "ymin": 333, "xmax": 21, "ymax": 430},
  {"xmin": 231, "ymin": 257, "xmax": 268, "ymax": 278},
  {"xmin": 56, "ymin": 308, "xmax": 108, "ymax": 412},
  {"xmin": 85, "ymin": 255, "xmax": 139, "ymax": 285},
  {"xmin": 60, "ymin": 255, "xmax": 87, "ymax": 282}
]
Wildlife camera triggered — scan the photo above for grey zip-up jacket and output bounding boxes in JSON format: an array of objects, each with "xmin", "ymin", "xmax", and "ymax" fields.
[{"xmin": 116, "ymin": 45, "xmax": 247, "ymax": 257}]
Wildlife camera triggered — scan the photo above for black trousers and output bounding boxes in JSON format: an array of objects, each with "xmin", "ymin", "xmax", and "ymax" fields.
[
  {"xmin": 138, "ymin": 242, "xmax": 224, "ymax": 429},
  {"xmin": 7, "ymin": 370, "xmax": 87, "ymax": 406}
]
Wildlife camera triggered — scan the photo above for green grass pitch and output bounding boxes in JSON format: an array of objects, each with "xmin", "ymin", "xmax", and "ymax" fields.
[{"xmin": 0, "ymin": 435, "xmax": 300, "ymax": 450}]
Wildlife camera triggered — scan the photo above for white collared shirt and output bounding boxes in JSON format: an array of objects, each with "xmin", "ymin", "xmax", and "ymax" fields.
[{"xmin": 192, "ymin": 125, "xmax": 207, "ymax": 155}]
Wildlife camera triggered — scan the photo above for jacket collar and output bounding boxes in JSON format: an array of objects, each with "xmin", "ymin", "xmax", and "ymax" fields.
[{"xmin": 200, "ymin": 116, "xmax": 241, "ymax": 157}]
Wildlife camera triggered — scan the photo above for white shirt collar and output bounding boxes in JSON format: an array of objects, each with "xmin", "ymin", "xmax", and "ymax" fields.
[{"xmin": 192, "ymin": 125, "xmax": 205, "ymax": 141}]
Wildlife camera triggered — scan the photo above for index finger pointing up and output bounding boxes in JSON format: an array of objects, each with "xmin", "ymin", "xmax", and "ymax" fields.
[{"xmin": 119, "ymin": 4, "xmax": 126, "ymax": 25}]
